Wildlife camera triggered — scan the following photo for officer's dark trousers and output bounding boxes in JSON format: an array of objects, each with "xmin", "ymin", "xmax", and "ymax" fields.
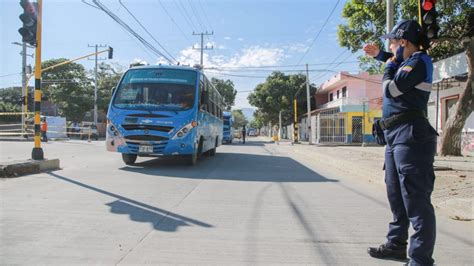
[{"xmin": 384, "ymin": 118, "xmax": 437, "ymax": 266}]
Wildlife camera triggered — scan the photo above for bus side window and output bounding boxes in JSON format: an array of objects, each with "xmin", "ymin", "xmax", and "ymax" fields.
[{"xmin": 200, "ymin": 80, "xmax": 206, "ymax": 111}]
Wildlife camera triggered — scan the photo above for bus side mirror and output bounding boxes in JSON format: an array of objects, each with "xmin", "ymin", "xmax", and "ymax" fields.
[
  {"xmin": 111, "ymin": 86, "xmax": 116, "ymax": 94},
  {"xmin": 200, "ymin": 104, "xmax": 207, "ymax": 111}
]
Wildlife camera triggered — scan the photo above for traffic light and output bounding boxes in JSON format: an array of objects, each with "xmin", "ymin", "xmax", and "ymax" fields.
[
  {"xmin": 18, "ymin": 0, "xmax": 38, "ymax": 46},
  {"xmin": 419, "ymin": 0, "xmax": 439, "ymax": 40},
  {"xmin": 108, "ymin": 47, "xmax": 113, "ymax": 59}
]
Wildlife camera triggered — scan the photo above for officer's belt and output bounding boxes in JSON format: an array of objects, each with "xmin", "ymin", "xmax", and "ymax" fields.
[{"xmin": 379, "ymin": 110, "xmax": 426, "ymax": 130}]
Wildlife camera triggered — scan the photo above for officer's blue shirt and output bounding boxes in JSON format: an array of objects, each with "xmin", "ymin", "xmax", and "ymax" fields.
[{"xmin": 376, "ymin": 51, "xmax": 433, "ymax": 118}]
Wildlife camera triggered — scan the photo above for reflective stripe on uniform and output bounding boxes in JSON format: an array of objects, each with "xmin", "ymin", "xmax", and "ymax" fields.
[
  {"xmin": 387, "ymin": 80, "xmax": 404, "ymax": 97},
  {"xmin": 415, "ymin": 82, "xmax": 432, "ymax": 92}
]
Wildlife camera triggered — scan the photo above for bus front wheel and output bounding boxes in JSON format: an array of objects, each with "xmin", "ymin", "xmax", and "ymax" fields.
[
  {"xmin": 122, "ymin": 153, "xmax": 137, "ymax": 165},
  {"xmin": 186, "ymin": 152, "xmax": 198, "ymax": 166}
]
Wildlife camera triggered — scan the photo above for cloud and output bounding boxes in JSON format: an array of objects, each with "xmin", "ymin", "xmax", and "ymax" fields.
[
  {"xmin": 176, "ymin": 45, "xmax": 285, "ymax": 68},
  {"xmin": 237, "ymin": 38, "xmax": 244, "ymax": 41},
  {"xmin": 227, "ymin": 46, "xmax": 283, "ymax": 67},
  {"xmin": 285, "ymin": 43, "xmax": 309, "ymax": 53},
  {"xmin": 224, "ymin": 36, "xmax": 231, "ymax": 40}
]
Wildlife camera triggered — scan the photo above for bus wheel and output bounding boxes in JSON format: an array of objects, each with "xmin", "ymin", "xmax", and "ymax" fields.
[
  {"xmin": 209, "ymin": 138, "xmax": 217, "ymax": 156},
  {"xmin": 122, "ymin": 153, "xmax": 137, "ymax": 165}
]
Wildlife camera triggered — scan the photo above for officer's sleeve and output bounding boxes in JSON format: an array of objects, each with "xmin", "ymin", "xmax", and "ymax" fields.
[
  {"xmin": 383, "ymin": 57, "xmax": 427, "ymax": 98},
  {"xmin": 374, "ymin": 51, "xmax": 393, "ymax": 62}
]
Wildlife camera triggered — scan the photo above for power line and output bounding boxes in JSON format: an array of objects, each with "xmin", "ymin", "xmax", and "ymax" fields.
[
  {"xmin": 187, "ymin": 0, "xmax": 207, "ymax": 32},
  {"xmin": 89, "ymin": 0, "xmax": 175, "ymax": 64},
  {"xmin": 209, "ymin": 68, "xmax": 342, "ymax": 73},
  {"xmin": 197, "ymin": 0, "xmax": 214, "ymax": 32},
  {"xmin": 295, "ymin": 0, "xmax": 340, "ymax": 67},
  {"xmin": 156, "ymin": 0, "xmax": 194, "ymax": 45},
  {"xmin": 205, "ymin": 71, "xmax": 268, "ymax": 79},
  {"xmin": 205, "ymin": 61, "xmax": 359, "ymax": 70},
  {"xmin": 0, "ymin": 72, "xmax": 22, "ymax": 78},
  {"xmin": 119, "ymin": 0, "xmax": 178, "ymax": 63},
  {"xmin": 309, "ymin": 9, "xmax": 387, "ymax": 84},
  {"xmin": 175, "ymin": 0, "xmax": 199, "ymax": 33}
]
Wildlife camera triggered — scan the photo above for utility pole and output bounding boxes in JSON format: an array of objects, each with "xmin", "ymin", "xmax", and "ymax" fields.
[
  {"xmin": 305, "ymin": 63, "xmax": 312, "ymax": 144},
  {"xmin": 279, "ymin": 110, "xmax": 283, "ymax": 141},
  {"xmin": 293, "ymin": 98, "xmax": 298, "ymax": 144},
  {"xmin": 88, "ymin": 44, "xmax": 108, "ymax": 125},
  {"xmin": 386, "ymin": 0, "xmax": 394, "ymax": 51},
  {"xmin": 193, "ymin": 31, "xmax": 213, "ymax": 66},
  {"xmin": 362, "ymin": 99, "xmax": 367, "ymax": 147},
  {"xmin": 12, "ymin": 42, "xmax": 33, "ymax": 136}
]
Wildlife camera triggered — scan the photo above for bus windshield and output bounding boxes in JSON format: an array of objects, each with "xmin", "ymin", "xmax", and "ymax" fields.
[{"xmin": 113, "ymin": 68, "xmax": 197, "ymax": 111}]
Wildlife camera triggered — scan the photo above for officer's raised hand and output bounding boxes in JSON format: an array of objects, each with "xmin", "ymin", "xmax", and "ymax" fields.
[{"xmin": 363, "ymin": 43, "xmax": 380, "ymax": 57}]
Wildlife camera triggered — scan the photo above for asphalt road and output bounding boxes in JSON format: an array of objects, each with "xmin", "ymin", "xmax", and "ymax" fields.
[{"xmin": 1, "ymin": 139, "xmax": 472, "ymax": 265}]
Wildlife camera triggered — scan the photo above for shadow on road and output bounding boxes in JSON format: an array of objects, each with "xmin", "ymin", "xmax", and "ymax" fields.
[
  {"xmin": 223, "ymin": 139, "xmax": 268, "ymax": 147},
  {"xmin": 48, "ymin": 172, "xmax": 213, "ymax": 232},
  {"xmin": 120, "ymin": 152, "xmax": 338, "ymax": 183}
]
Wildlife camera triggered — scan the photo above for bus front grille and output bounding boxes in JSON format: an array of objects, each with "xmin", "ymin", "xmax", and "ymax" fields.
[
  {"xmin": 122, "ymin": 124, "xmax": 174, "ymax": 132},
  {"xmin": 125, "ymin": 135, "xmax": 169, "ymax": 141}
]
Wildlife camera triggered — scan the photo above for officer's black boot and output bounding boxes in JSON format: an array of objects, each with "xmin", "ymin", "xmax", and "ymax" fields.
[{"xmin": 367, "ymin": 243, "xmax": 407, "ymax": 260}]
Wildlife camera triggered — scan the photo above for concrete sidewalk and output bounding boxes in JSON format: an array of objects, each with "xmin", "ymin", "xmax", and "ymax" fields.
[{"xmin": 273, "ymin": 139, "xmax": 473, "ymax": 221}]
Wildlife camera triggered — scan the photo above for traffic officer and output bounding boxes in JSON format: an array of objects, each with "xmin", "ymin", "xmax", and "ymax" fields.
[{"xmin": 364, "ymin": 20, "xmax": 437, "ymax": 266}]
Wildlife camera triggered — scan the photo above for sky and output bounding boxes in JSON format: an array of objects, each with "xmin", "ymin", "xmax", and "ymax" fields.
[{"xmin": 0, "ymin": 0, "xmax": 366, "ymax": 109}]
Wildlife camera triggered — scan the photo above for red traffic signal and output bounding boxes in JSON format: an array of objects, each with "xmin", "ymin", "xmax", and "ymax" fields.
[
  {"xmin": 419, "ymin": 0, "xmax": 439, "ymax": 40},
  {"xmin": 18, "ymin": 0, "xmax": 38, "ymax": 46},
  {"xmin": 422, "ymin": 0, "xmax": 436, "ymax": 11}
]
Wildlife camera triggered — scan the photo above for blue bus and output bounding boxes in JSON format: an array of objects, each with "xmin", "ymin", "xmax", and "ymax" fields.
[
  {"xmin": 106, "ymin": 65, "xmax": 224, "ymax": 166},
  {"xmin": 222, "ymin": 111, "xmax": 234, "ymax": 144}
]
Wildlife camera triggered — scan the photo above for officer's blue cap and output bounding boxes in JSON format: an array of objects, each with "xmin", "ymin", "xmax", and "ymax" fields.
[{"xmin": 380, "ymin": 20, "xmax": 422, "ymax": 44}]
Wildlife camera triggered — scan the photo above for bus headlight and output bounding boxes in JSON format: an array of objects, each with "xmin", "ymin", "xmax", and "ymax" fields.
[
  {"xmin": 172, "ymin": 121, "xmax": 197, "ymax": 139},
  {"xmin": 108, "ymin": 122, "xmax": 120, "ymax": 137}
]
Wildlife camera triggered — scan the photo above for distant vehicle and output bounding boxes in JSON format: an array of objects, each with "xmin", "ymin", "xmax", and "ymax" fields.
[
  {"xmin": 222, "ymin": 111, "xmax": 234, "ymax": 144},
  {"xmin": 80, "ymin": 122, "xmax": 99, "ymax": 140},
  {"xmin": 248, "ymin": 130, "xmax": 257, "ymax": 136},
  {"xmin": 106, "ymin": 65, "xmax": 224, "ymax": 166}
]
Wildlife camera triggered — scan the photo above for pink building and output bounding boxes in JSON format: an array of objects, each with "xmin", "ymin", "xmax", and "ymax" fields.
[{"xmin": 299, "ymin": 72, "xmax": 383, "ymax": 144}]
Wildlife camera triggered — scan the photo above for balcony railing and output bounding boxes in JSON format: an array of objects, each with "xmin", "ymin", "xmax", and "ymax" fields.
[{"xmin": 317, "ymin": 97, "xmax": 365, "ymax": 110}]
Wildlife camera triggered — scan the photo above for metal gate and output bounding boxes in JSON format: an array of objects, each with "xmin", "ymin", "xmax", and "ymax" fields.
[
  {"xmin": 352, "ymin": 116, "xmax": 363, "ymax": 143},
  {"xmin": 318, "ymin": 109, "xmax": 346, "ymax": 144}
]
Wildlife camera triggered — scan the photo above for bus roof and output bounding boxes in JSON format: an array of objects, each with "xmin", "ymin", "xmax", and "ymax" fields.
[{"xmin": 129, "ymin": 64, "xmax": 200, "ymax": 72}]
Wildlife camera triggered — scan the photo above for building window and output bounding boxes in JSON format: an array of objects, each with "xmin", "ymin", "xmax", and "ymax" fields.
[
  {"xmin": 329, "ymin": 93, "xmax": 333, "ymax": 101},
  {"xmin": 342, "ymin": 86, "xmax": 347, "ymax": 97},
  {"xmin": 337, "ymin": 90, "xmax": 340, "ymax": 99}
]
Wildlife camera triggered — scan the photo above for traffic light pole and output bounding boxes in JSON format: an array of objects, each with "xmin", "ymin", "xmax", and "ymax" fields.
[
  {"xmin": 305, "ymin": 63, "xmax": 312, "ymax": 144},
  {"xmin": 21, "ymin": 42, "xmax": 27, "ymax": 137},
  {"xmin": 31, "ymin": 0, "xmax": 43, "ymax": 160}
]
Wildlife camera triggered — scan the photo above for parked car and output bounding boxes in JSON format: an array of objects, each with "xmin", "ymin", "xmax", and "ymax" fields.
[{"xmin": 80, "ymin": 122, "xmax": 99, "ymax": 140}]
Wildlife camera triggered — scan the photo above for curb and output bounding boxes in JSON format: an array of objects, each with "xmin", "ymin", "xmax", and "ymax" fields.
[{"xmin": 0, "ymin": 159, "xmax": 60, "ymax": 178}]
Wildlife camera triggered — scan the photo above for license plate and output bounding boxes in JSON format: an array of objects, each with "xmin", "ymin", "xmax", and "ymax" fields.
[{"xmin": 139, "ymin": 145, "xmax": 153, "ymax": 153}]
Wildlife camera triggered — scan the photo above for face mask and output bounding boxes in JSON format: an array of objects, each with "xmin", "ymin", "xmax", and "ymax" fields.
[{"xmin": 396, "ymin": 45, "xmax": 404, "ymax": 63}]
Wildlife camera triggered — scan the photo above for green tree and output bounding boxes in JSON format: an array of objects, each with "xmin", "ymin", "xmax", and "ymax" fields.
[
  {"xmin": 96, "ymin": 62, "xmax": 124, "ymax": 115},
  {"xmin": 232, "ymin": 109, "xmax": 248, "ymax": 129},
  {"xmin": 0, "ymin": 87, "xmax": 22, "ymax": 123},
  {"xmin": 211, "ymin": 77, "xmax": 237, "ymax": 110},
  {"xmin": 247, "ymin": 72, "xmax": 316, "ymax": 126},
  {"xmin": 249, "ymin": 110, "xmax": 265, "ymax": 129},
  {"xmin": 41, "ymin": 58, "xmax": 93, "ymax": 121},
  {"xmin": 337, "ymin": 0, "xmax": 473, "ymax": 156}
]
